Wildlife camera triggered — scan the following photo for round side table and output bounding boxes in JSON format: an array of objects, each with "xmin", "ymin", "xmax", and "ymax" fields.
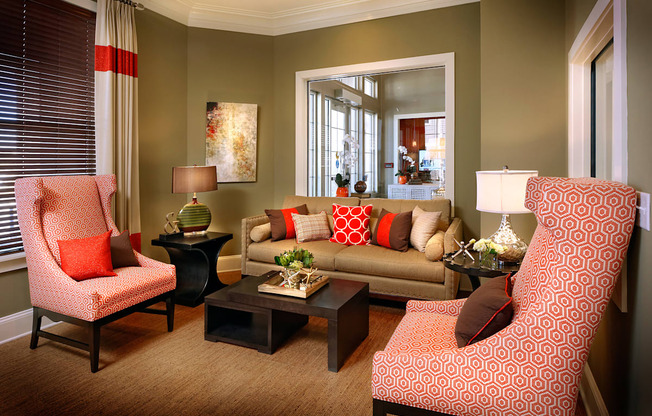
[{"xmin": 443, "ymin": 253, "xmax": 520, "ymax": 291}]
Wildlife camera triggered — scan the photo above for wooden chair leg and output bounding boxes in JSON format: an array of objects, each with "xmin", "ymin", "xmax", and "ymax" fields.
[
  {"xmin": 373, "ymin": 399, "xmax": 387, "ymax": 416},
  {"xmin": 30, "ymin": 307, "xmax": 42, "ymax": 350},
  {"xmin": 166, "ymin": 293, "xmax": 175, "ymax": 332},
  {"xmin": 89, "ymin": 323, "xmax": 101, "ymax": 373}
]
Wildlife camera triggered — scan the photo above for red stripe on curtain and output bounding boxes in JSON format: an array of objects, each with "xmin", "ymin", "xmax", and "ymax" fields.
[{"xmin": 95, "ymin": 45, "xmax": 138, "ymax": 77}]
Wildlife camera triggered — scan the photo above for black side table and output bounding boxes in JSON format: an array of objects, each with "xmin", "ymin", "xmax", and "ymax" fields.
[
  {"xmin": 443, "ymin": 253, "xmax": 520, "ymax": 291},
  {"xmin": 152, "ymin": 232, "xmax": 233, "ymax": 307}
]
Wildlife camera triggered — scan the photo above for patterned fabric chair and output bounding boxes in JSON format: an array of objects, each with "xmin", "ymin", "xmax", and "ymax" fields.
[
  {"xmin": 372, "ymin": 177, "xmax": 637, "ymax": 416},
  {"xmin": 15, "ymin": 175, "xmax": 176, "ymax": 372}
]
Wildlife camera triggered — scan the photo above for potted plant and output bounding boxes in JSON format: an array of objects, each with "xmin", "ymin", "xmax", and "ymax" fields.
[
  {"xmin": 335, "ymin": 173, "xmax": 350, "ymax": 197},
  {"xmin": 396, "ymin": 146, "xmax": 416, "ymax": 184}
]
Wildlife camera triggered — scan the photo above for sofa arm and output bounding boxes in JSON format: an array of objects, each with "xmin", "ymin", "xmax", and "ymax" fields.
[
  {"xmin": 444, "ymin": 217, "xmax": 463, "ymax": 254},
  {"xmin": 241, "ymin": 214, "xmax": 270, "ymax": 273}
]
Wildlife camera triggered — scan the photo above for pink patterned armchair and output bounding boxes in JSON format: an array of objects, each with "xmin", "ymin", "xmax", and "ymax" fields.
[
  {"xmin": 15, "ymin": 175, "xmax": 176, "ymax": 372},
  {"xmin": 372, "ymin": 177, "xmax": 637, "ymax": 416}
]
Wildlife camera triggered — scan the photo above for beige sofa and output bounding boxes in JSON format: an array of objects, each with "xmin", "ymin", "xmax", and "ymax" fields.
[{"xmin": 241, "ymin": 196, "xmax": 462, "ymax": 300}]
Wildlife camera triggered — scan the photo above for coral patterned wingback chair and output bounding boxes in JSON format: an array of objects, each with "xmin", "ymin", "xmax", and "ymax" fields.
[
  {"xmin": 15, "ymin": 175, "xmax": 176, "ymax": 372},
  {"xmin": 372, "ymin": 177, "xmax": 637, "ymax": 416}
]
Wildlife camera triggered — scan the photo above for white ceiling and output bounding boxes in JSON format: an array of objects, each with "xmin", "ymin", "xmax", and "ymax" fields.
[{"xmin": 139, "ymin": 0, "xmax": 478, "ymax": 36}]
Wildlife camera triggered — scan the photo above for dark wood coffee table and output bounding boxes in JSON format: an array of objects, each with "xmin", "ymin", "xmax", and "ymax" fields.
[{"xmin": 204, "ymin": 271, "xmax": 369, "ymax": 372}]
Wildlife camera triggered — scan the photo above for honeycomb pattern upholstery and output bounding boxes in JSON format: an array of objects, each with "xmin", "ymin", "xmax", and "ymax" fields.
[{"xmin": 372, "ymin": 177, "xmax": 637, "ymax": 416}]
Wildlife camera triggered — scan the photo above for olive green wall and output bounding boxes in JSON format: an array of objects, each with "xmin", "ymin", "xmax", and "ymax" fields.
[
  {"xmin": 136, "ymin": 10, "xmax": 189, "ymax": 261},
  {"xmin": 185, "ymin": 28, "xmax": 274, "ymax": 256},
  {"xmin": 0, "ymin": 269, "xmax": 30, "ymax": 317},
  {"xmin": 564, "ymin": 0, "xmax": 652, "ymax": 414},
  {"xmin": 480, "ymin": 0, "xmax": 567, "ymax": 242},
  {"xmin": 273, "ymin": 3, "xmax": 482, "ymax": 239}
]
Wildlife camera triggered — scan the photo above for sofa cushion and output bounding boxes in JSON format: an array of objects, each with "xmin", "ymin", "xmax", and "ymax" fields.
[
  {"xmin": 265, "ymin": 204, "xmax": 308, "ymax": 241},
  {"xmin": 371, "ymin": 209, "xmax": 412, "ymax": 252},
  {"xmin": 330, "ymin": 204, "xmax": 373, "ymax": 246},
  {"xmin": 291, "ymin": 211, "xmax": 331, "ymax": 243},
  {"xmin": 335, "ymin": 244, "xmax": 445, "ymax": 283},
  {"xmin": 248, "ymin": 239, "xmax": 348, "ymax": 271},
  {"xmin": 250, "ymin": 223, "xmax": 271, "ymax": 242},
  {"xmin": 58, "ymin": 230, "xmax": 117, "ymax": 281},
  {"xmin": 361, "ymin": 198, "xmax": 451, "ymax": 232},
  {"xmin": 410, "ymin": 206, "xmax": 442, "ymax": 252},
  {"xmin": 282, "ymin": 195, "xmax": 359, "ymax": 214},
  {"xmin": 455, "ymin": 275, "xmax": 513, "ymax": 347},
  {"xmin": 110, "ymin": 231, "xmax": 140, "ymax": 268},
  {"xmin": 425, "ymin": 230, "xmax": 445, "ymax": 261}
]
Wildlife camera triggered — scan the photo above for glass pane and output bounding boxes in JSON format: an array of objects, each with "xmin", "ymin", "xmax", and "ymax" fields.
[{"xmin": 592, "ymin": 41, "xmax": 614, "ymax": 180}]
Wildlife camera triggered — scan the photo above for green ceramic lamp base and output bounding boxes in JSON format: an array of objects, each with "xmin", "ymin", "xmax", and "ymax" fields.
[{"xmin": 177, "ymin": 197, "xmax": 212, "ymax": 233}]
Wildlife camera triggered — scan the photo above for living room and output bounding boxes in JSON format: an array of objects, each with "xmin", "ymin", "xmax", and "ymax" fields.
[{"xmin": 0, "ymin": 0, "xmax": 650, "ymax": 415}]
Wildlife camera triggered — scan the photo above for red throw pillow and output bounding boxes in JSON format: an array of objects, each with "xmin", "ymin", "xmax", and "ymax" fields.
[
  {"xmin": 265, "ymin": 204, "xmax": 309, "ymax": 241},
  {"xmin": 58, "ymin": 230, "xmax": 117, "ymax": 281},
  {"xmin": 371, "ymin": 209, "xmax": 413, "ymax": 252},
  {"xmin": 330, "ymin": 204, "xmax": 373, "ymax": 246},
  {"xmin": 455, "ymin": 275, "xmax": 513, "ymax": 347}
]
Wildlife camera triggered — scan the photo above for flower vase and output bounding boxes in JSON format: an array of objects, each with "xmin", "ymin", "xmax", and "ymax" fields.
[
  {"xmin": 478, "ymin": 250, "xmax": 496, "ymax": 269},
  {"xmin": 398, "ymin": 175, "xmax": 408, "ymax": 184},
  {"xmin": 336, "ymin": 186, "xmax": 349, "ymax": 197}
]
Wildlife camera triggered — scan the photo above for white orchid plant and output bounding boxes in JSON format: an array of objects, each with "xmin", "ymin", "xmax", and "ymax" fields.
[
  {"xmin": 396, "ymin": 145, "xmax": 416, "ymax": 177},
  {"xmin": 335, "ymin": 134, "xmax": 359, "ymax": 184}
]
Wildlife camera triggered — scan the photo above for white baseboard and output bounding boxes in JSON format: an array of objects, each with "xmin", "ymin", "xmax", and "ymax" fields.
[
  {"xmin": 580, "ymin": 362, "xmax": 609, "ymax": 416},
  {"xmin": 217, "ymin": 254, "xmax": 241, "ymax": 272},
  {"xmin": 0, "ymin": 309, "xmax": 58, "ymax": 345}
]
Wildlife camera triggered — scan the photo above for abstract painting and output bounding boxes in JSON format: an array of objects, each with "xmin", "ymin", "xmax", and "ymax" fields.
[{"xmin": 206, "ymin": 102, "xmax": 258, "ymax": 182}]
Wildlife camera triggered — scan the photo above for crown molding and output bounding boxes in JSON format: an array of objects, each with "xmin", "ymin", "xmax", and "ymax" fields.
[{"xmin": 140, "ymin": 0, "xmax": 479, "ymax": 35}]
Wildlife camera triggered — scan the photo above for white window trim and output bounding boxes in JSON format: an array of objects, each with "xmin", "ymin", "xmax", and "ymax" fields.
[
  {"xmin": 568, "ymin": 0, "xmax": 627, "ymax": 312},
  {"xmin": 295, "ymin": 53, "xmax": 455, "ymax": 205},
  {"xmin": 393, "ymin": 111, "xmax": 446, "ymax": 183},
  {"xmin": 0, "ymin": 252, "xmax": 26, "ymax": 273}
]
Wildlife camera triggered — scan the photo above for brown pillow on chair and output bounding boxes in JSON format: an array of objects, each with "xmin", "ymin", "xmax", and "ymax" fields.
[
  {"xmin": 455, "ymin": 275, "xmax": 513, "ymax": 347},
  {"xmin": 265, "ymin": 204, "xmax": 309, "ymax": 241},
  {"xmin": 110, "ymin": 231, "xmax": 140, "ymax": 268}
]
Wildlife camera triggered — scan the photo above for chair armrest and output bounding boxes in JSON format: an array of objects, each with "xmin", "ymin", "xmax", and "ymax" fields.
[
  {"xmin": 135, "ymin": 251, "xmax": 176, "ymax": 273},
  {"xmin": 406, "ymin": 298, "xmax": 467, "ymax": 316},
  {"xmin": 241, "ymin": 214, "xmax": 270, "ymax": 273},
  {"xmin": 444, "ymin": 217, "xmax": 463, "ymax": 254}
]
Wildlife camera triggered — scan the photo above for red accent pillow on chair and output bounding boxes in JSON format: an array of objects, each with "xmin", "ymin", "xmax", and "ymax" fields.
[{"xmin": 58, "ymin": 230, "xmax": 117, "ymax": 281}]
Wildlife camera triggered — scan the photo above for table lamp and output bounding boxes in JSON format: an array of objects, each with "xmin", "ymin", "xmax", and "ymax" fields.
[
  {"xmin": 172, "ymin": 165, "xmax": 217, "ymax": 234},
  {"xmin": 476, "ymin": 167, "xmax": 538, "ymax": 263}
]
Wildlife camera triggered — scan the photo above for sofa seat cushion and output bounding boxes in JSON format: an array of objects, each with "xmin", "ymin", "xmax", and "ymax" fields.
[
  {"xmin": 335, "ymin": 244, "xmax": 445, "ymax": 283},
  {"xmin": 247, "ymin": 239, "xmax": 348, "ymax": 271},
  {"xmin": 383, "ymin": 311, "xmax": 458, "ymax": 354}
]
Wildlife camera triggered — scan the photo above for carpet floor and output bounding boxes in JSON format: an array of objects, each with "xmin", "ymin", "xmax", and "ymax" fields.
[{"xmin": 0, "ymin": 295, "xmax": 405, "ymax": 416}]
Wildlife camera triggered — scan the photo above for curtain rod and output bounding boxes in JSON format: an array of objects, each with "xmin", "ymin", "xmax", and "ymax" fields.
[{"xmin": 117, "ymin": 0, "xmax": 145, "ymax": 11}]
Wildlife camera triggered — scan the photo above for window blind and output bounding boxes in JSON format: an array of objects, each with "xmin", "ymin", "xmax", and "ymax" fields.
[{"xmin": 0, "ymin": 0, "xmax": 96, "ymax": 255}]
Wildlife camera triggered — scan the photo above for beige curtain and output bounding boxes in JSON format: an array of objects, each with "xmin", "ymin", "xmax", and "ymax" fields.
[{"xmin": 94, "ymin": 0, "xmax": 140, "ymax": 233}]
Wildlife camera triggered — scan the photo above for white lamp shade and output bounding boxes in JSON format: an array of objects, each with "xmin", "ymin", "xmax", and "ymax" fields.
[{"xmin": 476, "ymin": 170, "xmax": 538, "ymax": 214}]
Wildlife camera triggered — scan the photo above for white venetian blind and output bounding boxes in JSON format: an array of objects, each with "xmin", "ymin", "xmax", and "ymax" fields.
[{"xmin": 0, "ymin": 0, "xmax": 96, "ymax": 255}]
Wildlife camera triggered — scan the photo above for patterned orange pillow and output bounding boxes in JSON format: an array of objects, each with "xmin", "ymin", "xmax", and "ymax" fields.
[
  {"xmin": 330, "ymin": 204, "xmax": 372, "ymax": 245},
  {"xmin": 58, "ymin": 230, "xmax": 117, "ymax": 281},
  {"xmin": 371, "ymin": 209, "xmax": 413, "ymax": 252}
]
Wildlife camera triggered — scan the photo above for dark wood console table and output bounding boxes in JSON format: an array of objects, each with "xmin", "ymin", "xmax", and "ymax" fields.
[{"xmin": 152, "ymin": 232, "xmax": 233, "ymax": 307}]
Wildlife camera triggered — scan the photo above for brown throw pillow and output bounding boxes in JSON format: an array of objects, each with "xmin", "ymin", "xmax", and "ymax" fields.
[
  {"xmin": 455, "ymin": 275, "xmax": 513, "ymax": 347},
  {"xmin": 110, "ymin": 231, "xmax": 140, "ymax": 268},
  {"xmin": 265, "ymin": 204, "xmax": 309, "ymax": 241},
  {"xmin": 371, "ymin": 209, "xmax": 412, "ymax": 252}
]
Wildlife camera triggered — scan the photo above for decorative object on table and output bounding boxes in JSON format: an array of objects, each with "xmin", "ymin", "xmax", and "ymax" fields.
[
  {"xmin": 257, "ymin": 270, "xmax": 330, "ymax": 298},
  {"xmin": 172, "ymin": 165, "xmax": 218, "ymax": 234},
  {"xmin": 334, "ymin": 173, "xmax": 350, "ymax": 197},
  {"xmin": 159, "ymin": 212, "xmax": 182, "ymax": 240},
  {"xmin": 354, "ymin": 180, "xmax": 367, "ymax": 194},
  {"xmin": 450, "ymin": 238, "xmax": 475, "ymax": 260},
  {"xmin": 206, "ymin": 102, "xmax": 257, "ymax": 183},
  {"xmin": 476, "ymin": 166, "xmax": 538, "ymax": 263},
  {"xmin": 395, "ymin": 145, "xmax": 416, "ymax": 184},
  {"xmin": 274, "ymin": 247, "xmax": 315, "ymax": 288},
  {"xmin": 472, "ymin": 238, "xmax": 506, "ymax": 269}
]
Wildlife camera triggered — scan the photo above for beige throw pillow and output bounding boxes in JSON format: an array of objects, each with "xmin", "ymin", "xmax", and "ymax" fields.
[
  {"xmin": 410, "ymin": 206, "xmax": 442, "ymax": 253},
  {"xmin": 291, "ymin": 211, "xmax": 332, "ymax": 243},
  {"xmin": 250, "ymin": 223, "xmax": 271, "ymax": 242}
]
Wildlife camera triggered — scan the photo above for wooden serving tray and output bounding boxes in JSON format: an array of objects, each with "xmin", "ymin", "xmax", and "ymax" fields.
[{"xmin": 257, "ymin": 271, "xmax": 330, "ymax": 299}]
